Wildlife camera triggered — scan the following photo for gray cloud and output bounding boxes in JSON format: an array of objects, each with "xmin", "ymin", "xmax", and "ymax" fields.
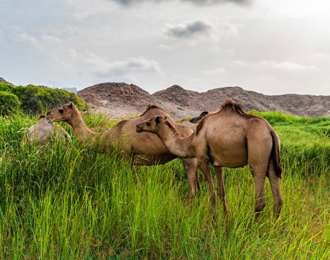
[
  {"xmin": 165, "ymin": 20, "xmax": 211, "ymax": 39},
  {"xmin": 112, "ymin": 0, "xmax": 251, "ymax": 6}
]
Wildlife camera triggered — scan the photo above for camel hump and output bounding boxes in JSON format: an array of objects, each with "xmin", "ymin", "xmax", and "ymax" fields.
[
  {"xmin": 271, "ymin": 130, "xmax": 283, "ymax": 179},
  {"xmin": 196, "ymin": 99, "xmax": 246, "ymax": 136},
  {"xmin": 140, "ymin": 104, "xmax": 165, "ymax": 117},
  {"xmin": 219, "ymin": 98, "xmax": 246, "ymax": 115}
]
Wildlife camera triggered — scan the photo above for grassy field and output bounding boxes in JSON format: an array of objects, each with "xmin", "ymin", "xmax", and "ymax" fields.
[{"xmin": 0, "ymin": 111, "xmax": 330, "ymax": 259}]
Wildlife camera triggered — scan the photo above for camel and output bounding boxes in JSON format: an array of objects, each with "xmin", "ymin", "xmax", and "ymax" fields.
[
  {"xmin": 177, "ymin": 119, "xmax": 197, "ymax": 131},
  {"xmin": 178, "ymin": 111, "xmax": 209, "ymax": 131},
  {"xmin": 136, "ymin": 99, "xmax": 283, "ymax": 219},
  {"xmin": 21, "ymin": 115, "xmax": 71, "ymax": 146},
  {"xmin": 90, "ymin": 122, "xmax": 109, "ymax": 133},
  {"xmin": 46, "ymin": 103, "xmax": 200, "ymax": 201},
  {"xmin": 189, "ymin": 111, "xmax": 209, "ymax": 123}
]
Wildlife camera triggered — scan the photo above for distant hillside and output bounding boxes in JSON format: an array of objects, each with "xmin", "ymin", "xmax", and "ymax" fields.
[
  {"xmin": 0, "ymin": 77, "xmax": 13, "ymax": 85},
  {"xmin": 78, "ymin": 82, "xmax": 330, "ymax": 119},
  {"xmin": 153, "ymin": 85, "xmax": 330, "ymax": 117}
]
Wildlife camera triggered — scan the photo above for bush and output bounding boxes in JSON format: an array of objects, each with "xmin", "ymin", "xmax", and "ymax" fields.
[
  {"xmin": 11, "ymin": 84, "xmax": 87, "ymax": 114},
  {"xmin": 0, "ymin": 82, "xmax": 14, "ymax": 93},
  {"xmin": 0, "ymin": 91, "xmax": 21, "ymax": 115}
]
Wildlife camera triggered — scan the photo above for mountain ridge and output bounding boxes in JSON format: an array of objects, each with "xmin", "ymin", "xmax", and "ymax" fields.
[{"xmin": 77, "ymin": 82, "xmax": 330, "ymax": 119}]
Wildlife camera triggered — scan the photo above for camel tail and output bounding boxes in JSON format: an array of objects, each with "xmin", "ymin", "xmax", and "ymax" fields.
[{"xmin": 271, "ymin": 130, "xmax": 283, "ymax": 179}]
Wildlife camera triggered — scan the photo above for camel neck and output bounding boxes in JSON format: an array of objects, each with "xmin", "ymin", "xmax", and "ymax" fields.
[
  {"xmin": 68, "ymin": 107, "xmax": 96, "ymax": 146},
  {"xmin": 157, "ymin": 124, "xmax": 195, "ymax": 158}
]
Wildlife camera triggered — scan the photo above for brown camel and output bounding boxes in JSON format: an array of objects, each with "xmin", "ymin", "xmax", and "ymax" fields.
[
  {"xmin": 136, "ymin": 99, "xmax": 283, "ymax": 218},
  {"xmin": 90, "ymin": 123, "xmax": 109, "ymax": 133},
  {"xmin": 189, "ymin": 111, "xmax": 209, "ymax": 124},
  {"xmin": 46, "ymin": 103, "xmax": 199, "ymax": 201},
  {"xmin": 177, "ymin": 119, "xmax": 197, "ymax": 131},
  {"xmin": 21, "ymin": 115, "xmax": 71, "ymax": 146},
  {"xmin": 178, "ymin": 111, "xmax": 209, "ymax": 131}
]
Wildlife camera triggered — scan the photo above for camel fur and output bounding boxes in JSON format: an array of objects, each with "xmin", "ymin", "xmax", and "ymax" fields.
[
  {"xmin": 46, "ymin": 103, "xmax": 200, "ymax": 201},
  {"xmin": 21, "ymin": 115, "xmax": 71, "ymax": 146},
  {"xmin": 178, "ymin": 111, "xmax": 209, "ymax": 131},
  {"xmin": 189, "ymin": 111, "xmax": 209, "ymax": 124},
  {"xmin": 136, "ymin": 99, "xmax": 283, "ymax": 219},
  {"xmin": 90, "ymin": 123, "xmax": 109, "ymax": 133}
]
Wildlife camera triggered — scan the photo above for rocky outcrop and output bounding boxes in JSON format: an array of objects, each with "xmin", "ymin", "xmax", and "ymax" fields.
[
  {"xmin": 0, "ymin": 77, "xmax": 13, "ymax": 85},
  {"xmin": 153, "ymin": 86, "xmax": 330, "ymax": 118},
  {"xmin": 78, "ymin": 82, "xmax": 330, "ymax": 119}
]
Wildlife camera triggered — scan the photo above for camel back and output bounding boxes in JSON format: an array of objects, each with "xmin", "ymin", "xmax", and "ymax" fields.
[
  {"xmin": 195, "ymin": 98, "xmax": 260, "ymax": 135},
  {"xmin": 140, "ymin": 104, "xmax": 166, "ymax": 117}
]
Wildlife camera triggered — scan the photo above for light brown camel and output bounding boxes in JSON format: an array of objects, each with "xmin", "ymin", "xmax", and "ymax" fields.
[
  {"xmin": 90, "ymin": 122, "xmax": 109, "ymax": 133},
  {"xmin": 46, "ymin": 103, "xmax": 200, "ymax": 201},
  {"xmin": 21, "ymin": 115, "xmax": 71, "ymax": 146},
  {"xmin": 189, "ymin": 111, "xmax": 209, "ymax": 124},
  {"xmin": 178, "ymin": 111, "xmax": 209, "ymax": 131},
  {"xmin": 177, "ymin": 119, "xmax": 197, "ymax": 131},
  {"xmin": 136, "ymin": 99, "xmax": 283, "ymax": 218}
]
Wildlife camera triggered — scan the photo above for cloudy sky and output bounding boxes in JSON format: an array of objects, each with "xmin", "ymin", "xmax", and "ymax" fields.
[{"xmin": 1, "ymin": 0, "xmax": 330, "ymax": 95}]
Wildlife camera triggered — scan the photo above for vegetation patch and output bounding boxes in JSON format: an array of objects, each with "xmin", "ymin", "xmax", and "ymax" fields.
[
  {"xmin": 0, "ymin": 110, "xmax": 329, "ymax": 259},
  {"xmin": 0, "ymin": 82, "xmax": 87, "ymax": 114}
]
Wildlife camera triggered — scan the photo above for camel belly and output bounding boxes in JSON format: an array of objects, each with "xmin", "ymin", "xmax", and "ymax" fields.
[
  {"xmin": 208, "ymin": 136, "xmax": 248, "ymax": 168},
  {"xmin": 134, "ymin": 154, "xmax": 176, "ymax": 165}
]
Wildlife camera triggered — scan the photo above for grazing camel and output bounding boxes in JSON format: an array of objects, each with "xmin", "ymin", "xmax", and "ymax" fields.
[
  {"xmin": 90, "ymin": 122, "xmax": 109, "ymax": 133},
  {"xmin": 177, "ymin": 119, "xmax": 197, "ymax": 131},
  {"xmin": 178, "ymin": 111, "xmax": 209, "ymax": 131},
  {"xmin": 189, "ymin": 111, "xmax": 209, "ymax": 124},
  {"xmin": 21, "ymin": 115, "xmax": 71, "ymax": 146},
  {"xmin": 136, "ymin": 99, "xmax": 283, "ymax": 218},
  {"xmin": 46, "ymin": 103, "xmax": 200, "ymax": 201}
]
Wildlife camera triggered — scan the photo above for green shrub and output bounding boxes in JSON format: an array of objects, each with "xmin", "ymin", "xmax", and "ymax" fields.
[
  {"xmin": 0, "ymin": 91, "xmax": 21, "ymax": 115},
  {"xmin": 11, "ymin": 84, "xmax": 87, "ymax": 114},
  {"xmin": 0, "ymin": 82, "xmax": 14, "ymax": 93}
]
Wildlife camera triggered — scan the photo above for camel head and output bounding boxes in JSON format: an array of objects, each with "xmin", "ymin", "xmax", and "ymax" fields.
[
  {"xmin": 46, "ymin": 102, "xmax": 75, "ymax": 123},
  {"xmin": 136, "ymin": 115, "xmax": 166, "ymax": 134},
  {"xmin": 189, "ymin": 111, "xmax": 209, "ymax": 124}
]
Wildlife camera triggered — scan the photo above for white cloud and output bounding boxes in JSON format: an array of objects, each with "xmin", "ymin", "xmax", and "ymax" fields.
[
  {"xmin": 158, "ymin": 44, "xmax": 172, "ymax": 50},
  {"xmin": 85, "ymin": 54, "xmax": 163, "ymax": 77},
  {"xmin": 257, "ymin": 60, "xmax": 319, "ymax": 72},
  {"xmin": 41, "ymin": 35, "xmax": 62, "ymax": 44},
  {"xmin": 203, "ymin": 67, "xmax": 227, "ymax": 75},
  {"xmin": 17, "ymin": 32, "xmax": 40, "ymax": 48}
]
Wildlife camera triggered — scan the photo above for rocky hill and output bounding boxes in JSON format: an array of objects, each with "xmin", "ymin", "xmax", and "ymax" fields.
[
  {"xmin": 0, "ymin": 77, "xmax": 13, "ymax": 85},
  {"xmin": 78, "ymin": 82, "xmax": 330, "ymax": 120}
]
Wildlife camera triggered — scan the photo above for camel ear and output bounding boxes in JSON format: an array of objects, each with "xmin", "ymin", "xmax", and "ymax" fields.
[
  {"xmin": 155, "ymin": 116, "xmax": 161, "ymax": 123},
  {"xmin": 164, "ymin": 116, "xmax": 167, "ymax": 120},
  {"xmin": 69, "ymin": 102, "xmax": 73, "ymax": 108}
]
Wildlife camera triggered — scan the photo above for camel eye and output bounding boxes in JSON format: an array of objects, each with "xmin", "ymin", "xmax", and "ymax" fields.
[
  {"xmin": 59, "ymin": 109, "xmax": 64, "ymax": 114},
  {"xmin": 146, "ymin": 122, "xmax": 151, "ymax": 126}
]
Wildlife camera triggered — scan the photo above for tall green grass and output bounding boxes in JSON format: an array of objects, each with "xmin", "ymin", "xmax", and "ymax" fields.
[{"xmin": 0, "ymin": 111, "xmax": 329, "ymax": 259}]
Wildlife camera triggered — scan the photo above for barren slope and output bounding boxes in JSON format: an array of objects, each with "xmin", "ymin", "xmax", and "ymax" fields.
[{"xmin": 78, "ymin": 82, "xmax": 330, "ymax": 119}]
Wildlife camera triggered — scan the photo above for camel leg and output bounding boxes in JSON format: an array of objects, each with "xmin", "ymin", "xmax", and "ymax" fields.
[
  {"xmin": 182, "ymin": 158, "xmax": 199, "ymax": 205},
  {"xmin": 267, "ymin": 159, "xmax": 283, "ymax": 219},
  {"xmin": 252, "ymin": 169, "xmax": 267, "ymax": 219},
  {"xmin": 214, "ymin": 166, "xmax": 227, "ymax": 215},
  {"xmin": 198, "ymin": 157, "xmax": 217, "ymax": 215}
]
